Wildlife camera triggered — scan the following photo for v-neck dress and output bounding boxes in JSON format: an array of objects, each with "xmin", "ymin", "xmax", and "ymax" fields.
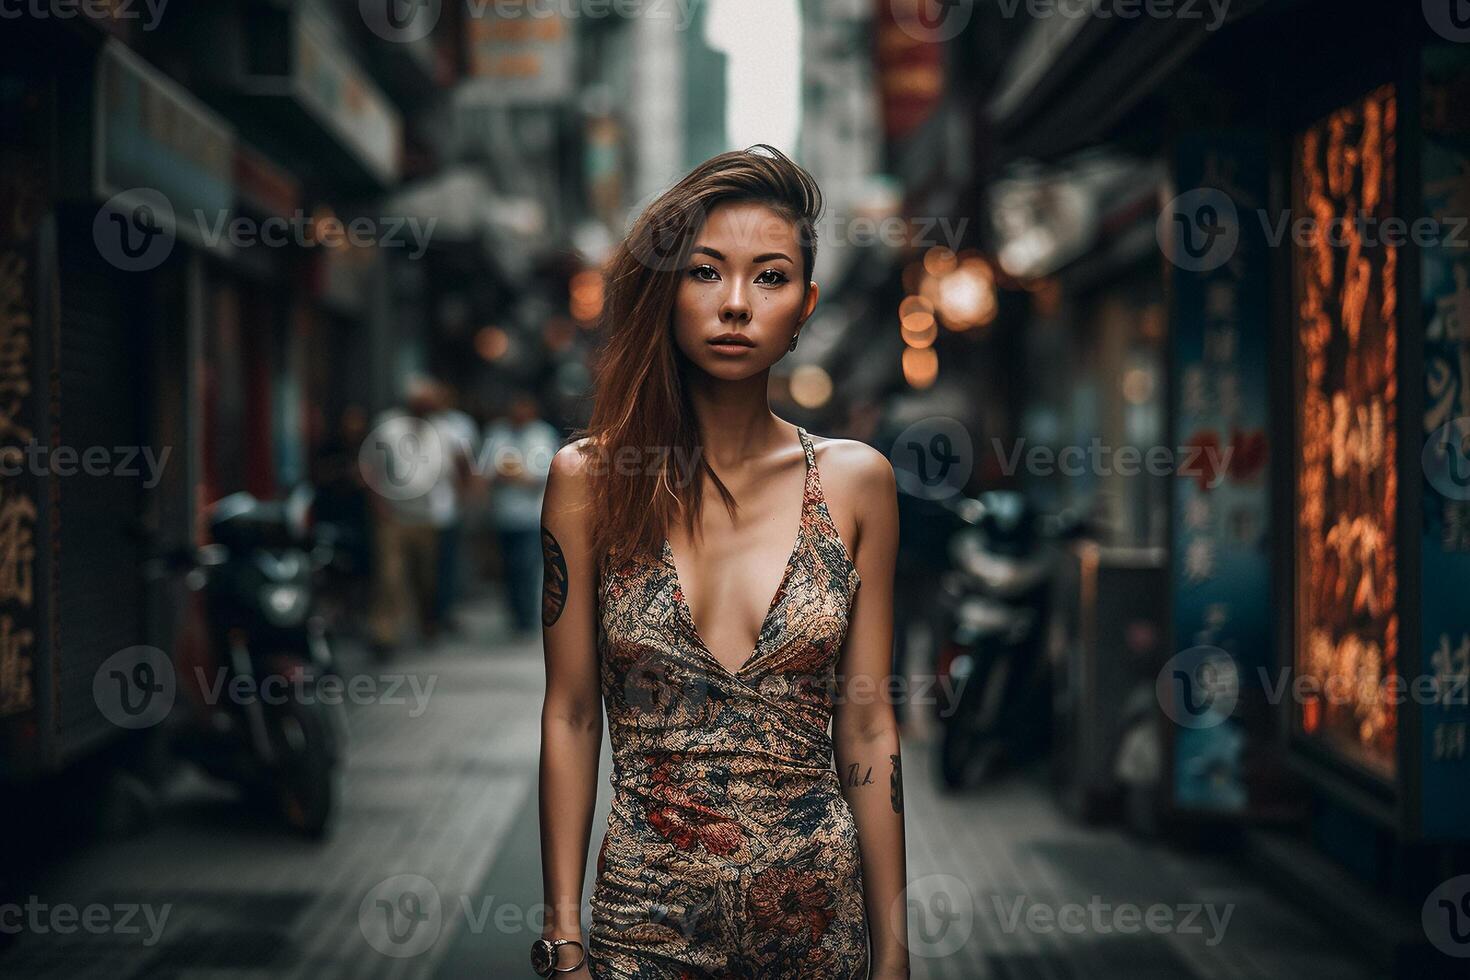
[{"xmin": 588, "ymin": 426, "xmax": 868, "ymax": 980}]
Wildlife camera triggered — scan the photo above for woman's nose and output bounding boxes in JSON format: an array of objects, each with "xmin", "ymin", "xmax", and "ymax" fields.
[{"xmin": 719, "ymin": 281, "xmax": 751, "ymax": 323}]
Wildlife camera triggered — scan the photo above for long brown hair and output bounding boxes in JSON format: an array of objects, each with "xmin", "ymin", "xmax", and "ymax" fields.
[{"xmin": 577, "ymin": 145, "xmax": 824, "ymax": 564}]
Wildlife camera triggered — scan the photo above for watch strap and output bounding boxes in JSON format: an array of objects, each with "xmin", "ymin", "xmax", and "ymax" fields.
[
  {"xmin": 552, "ymin": 938, "xmax": 586, "ymax": 973},
  {"xmin": 534, "ymin": 937, "xmax": 586, "ymax": 976}
]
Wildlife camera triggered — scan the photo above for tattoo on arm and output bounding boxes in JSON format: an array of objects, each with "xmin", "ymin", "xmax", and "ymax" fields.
[
  {"xmin": 890, "ymin": 753, "xmax": 904, "ymax": 814},
  {"xmin": 540, "ymin": 525, "xmax": 568, "ymax": 627}
]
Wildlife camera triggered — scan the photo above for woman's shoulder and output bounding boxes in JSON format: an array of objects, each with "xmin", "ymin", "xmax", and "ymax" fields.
[
  {"xmin": 545, "ymin": 438, "xmax": 599, "ymax": 512},
  {"xmin": 550, "ymin": 436, "xmax": 598, "ymax": 472},
  {"xmin": 805, "ymin": 431, "xmax": 896, "ymax": 496}
]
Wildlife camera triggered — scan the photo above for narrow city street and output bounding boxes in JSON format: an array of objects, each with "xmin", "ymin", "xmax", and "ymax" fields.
[
  {"xmin": 0, "ymin": 594, "xmax": 1374, "ymax": 980},
  {"xmin": 6, "ymin": 3, "xmax": 1470, "ymax": 977}
]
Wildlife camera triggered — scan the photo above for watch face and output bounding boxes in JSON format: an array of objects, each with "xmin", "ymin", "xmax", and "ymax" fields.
[{"xmin": 530, "ymin": 939, "xmax": 554, "ymax": 974}]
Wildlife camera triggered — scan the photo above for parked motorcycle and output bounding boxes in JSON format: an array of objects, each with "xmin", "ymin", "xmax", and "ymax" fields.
[
  {"xmin": 152, "ymin": 484, "xmax": 345, "ymax": 837},
  {"xmin": 932, "ymin": 491, "xmax": 1083, "ymax": 790}
]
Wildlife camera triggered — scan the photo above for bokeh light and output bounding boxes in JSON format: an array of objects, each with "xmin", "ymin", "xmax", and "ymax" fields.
[
  {"xmin": 902, "ymin": 346, "xmax": 938, "ymax": 388},
  {"xmin": 475, "ymin": 326, "xmax": 510, "ymax": 362},
  {"xmin": 789, "ymin": 364, "xmax": 833, "ymax": 408},
  {"xmin": 570, "ymin": 269, "xmax": 604, "ymax": 325}
]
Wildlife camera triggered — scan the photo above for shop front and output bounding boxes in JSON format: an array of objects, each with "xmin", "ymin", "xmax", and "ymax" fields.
[
  {"xmin": 1280, "ymin": 48, "xmax": 1470, "ymax": 855},
  {"xmin": 0, "ymin": 33, "xmax": 229, "ymax": 776},
  {"xmin": 984, "ymin": 5, "xmax": 1470, "ymax": 968}
]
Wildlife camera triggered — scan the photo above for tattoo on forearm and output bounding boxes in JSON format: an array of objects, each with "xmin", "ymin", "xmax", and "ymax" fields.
[
  {"xmin": 844, "ymin": 763, "xmax": 875, "ymax": 788},
  {"xmin": 890, "ymin": 754, "xmax": 904, "ymax": 814},
  {"xmin": 540, "ymin": 525, "xmax": 568, "ymax": 627}
]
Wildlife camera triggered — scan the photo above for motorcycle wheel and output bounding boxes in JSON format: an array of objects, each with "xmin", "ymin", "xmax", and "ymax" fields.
[
  {"xmin": 937, "ymin": 646, "xmax": 1007, "ymax": 791},
  {"xmin": 262, "ymin": 693, "xmax": 338, "ymax": 839}
]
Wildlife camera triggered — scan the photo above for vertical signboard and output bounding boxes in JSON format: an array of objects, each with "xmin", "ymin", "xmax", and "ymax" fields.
[
  {"xmin": 1417, "ymin": 47, "xmax": 1470, "ymax": 838},
  {"xmin": 874, "ymin": 0, "xmax": 945, "ymax": 143},
  {"xmin": 1291, "ymin": 85, "xmax": 1400, "ymax": 783},
  {"xmin": 0, "ymin": 72, "xmax": 46, "ymax": 764},
  {"xmin": 1168, "ymin": 132, "xmax": 1274, "ymax": 814}
]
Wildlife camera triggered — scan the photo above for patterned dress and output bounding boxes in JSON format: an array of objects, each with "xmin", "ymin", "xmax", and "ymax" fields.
[{"xmin": 589, "ymin": 427, "xmax": 869, "ymax": 979}]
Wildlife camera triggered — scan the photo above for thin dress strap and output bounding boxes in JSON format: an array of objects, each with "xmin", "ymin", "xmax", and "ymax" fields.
[
  {"xmin": 797, "ymin": 425, "xmax": 824, "ymax": 523},
  {"xmin": 795, "ymin": 426, "xmax": 847, "ymax": 557},
  {"xmin": 797, "ymin": 425, "xmax": 817, "ymax": 470}
]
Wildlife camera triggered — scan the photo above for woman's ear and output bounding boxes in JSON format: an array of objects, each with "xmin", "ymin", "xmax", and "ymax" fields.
[{"xmin": 800, "ymin": 281, "xmax": 821, "ymax": 324}]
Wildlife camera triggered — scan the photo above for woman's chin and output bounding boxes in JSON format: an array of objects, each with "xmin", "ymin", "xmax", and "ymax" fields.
[{"xmin": 687, "ymin": 352, "xmax": 773, "ymax": 382}]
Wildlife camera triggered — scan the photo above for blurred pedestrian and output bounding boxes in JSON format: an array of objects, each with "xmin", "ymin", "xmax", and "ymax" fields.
[
  {"xmin": 428, "ymin": 381, "xmax": 479, "ymax": 635},
  {"xmin": 364, "ymin": 377, "xmax": 443, "ymax": 656},
  {"xmin": 483, "ymin": 393, "xmax": 559, "ymax": 637}
]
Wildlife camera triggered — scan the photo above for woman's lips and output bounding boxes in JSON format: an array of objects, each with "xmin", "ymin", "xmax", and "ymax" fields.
[{"xmin": 708, "ymin": 333, "xmax": 756, "ymax": 354}]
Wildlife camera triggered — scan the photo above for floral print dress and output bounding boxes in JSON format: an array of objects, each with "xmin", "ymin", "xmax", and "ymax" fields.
[{"xmin": 589, "ymin": 427, "xmax": 868, "ymax": 979}]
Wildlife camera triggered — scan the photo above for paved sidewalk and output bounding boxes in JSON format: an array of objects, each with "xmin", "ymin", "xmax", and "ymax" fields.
[
  {"xmin": 1, "ymin": 593, "xmax": 1377, "ymax": 979},
  {"xmin": 898, "ymin": 772, "xmax": 1373, "ymax": 980},
  {"xmin": 440, "ymin": 724, "xmax": 1375, "ymax": 980},
  {"xmin": 0, "ymin": 596, "xmax": 543, "ymax": 980}
]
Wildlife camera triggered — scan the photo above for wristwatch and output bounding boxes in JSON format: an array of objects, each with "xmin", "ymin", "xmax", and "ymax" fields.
[{"xmin": 530, "ymin": 937, "xmax": 587, "ymax": 976}]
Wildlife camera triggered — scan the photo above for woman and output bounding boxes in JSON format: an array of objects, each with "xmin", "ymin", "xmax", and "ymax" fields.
[{"xmin": 535, "ymin": 145, "xmax": 909, "ymax": 979}]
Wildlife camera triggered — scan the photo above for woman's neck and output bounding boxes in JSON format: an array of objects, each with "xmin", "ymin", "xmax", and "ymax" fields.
[{"xmin": 685, "ymin": 369, "xmax": 785, "ymax": 469}]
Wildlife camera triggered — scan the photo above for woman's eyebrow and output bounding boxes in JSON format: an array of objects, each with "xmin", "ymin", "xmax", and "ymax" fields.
[{"xmin": 689, "ymin": 246, "xmax": 792, "ymax": 264}]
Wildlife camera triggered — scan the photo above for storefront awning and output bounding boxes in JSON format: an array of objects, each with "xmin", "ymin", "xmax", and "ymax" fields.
[
  {"xmin": 987, "ymin": 0, "xmax": 1269, "ymax": 161},
  {"xmin": 383, "ymin": 165, "xmax": 546, "ymax": 281},
  {"xmin": 183, "ymin": 4, "xmax": 403, "ymax": 191}
]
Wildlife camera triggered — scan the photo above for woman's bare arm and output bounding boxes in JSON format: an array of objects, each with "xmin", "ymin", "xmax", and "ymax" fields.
[
  {"xmin": 538, "ymin": 442, "xmax": 602, "ymax": 976},
  {"xmin": 829, "ymin": 442, "xmax": 910, "ymax": 978}
]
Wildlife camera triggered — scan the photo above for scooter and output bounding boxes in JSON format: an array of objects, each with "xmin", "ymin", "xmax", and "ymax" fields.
[
  {"xmin": 157, "ymin": 485, "xmax": 346, "ymax": 837},
  {"xmin": 933, "ymin": 492, "xmax": 1081, "ymax": 790}
]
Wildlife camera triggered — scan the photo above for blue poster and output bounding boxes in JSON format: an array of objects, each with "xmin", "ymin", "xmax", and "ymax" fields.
[
  {"xmin": 1168, "ymin": 132, "xmax": 1274, "ymax": 814},
  {"xmin": 1417, "ymin": 46, "xmax": 1470, "ymax": 840}
]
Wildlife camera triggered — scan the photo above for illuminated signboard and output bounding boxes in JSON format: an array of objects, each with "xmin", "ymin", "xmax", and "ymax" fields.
[
  {"xmin": 458, "ymin": 5, "xmax": 574, "ymax": 106},
  {"xmin": 1291, "ymin": 85, "xmax": 1399, "ymax": 781}
]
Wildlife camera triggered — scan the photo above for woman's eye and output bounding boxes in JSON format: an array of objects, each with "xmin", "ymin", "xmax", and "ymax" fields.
[
  {"xmin": 755, "ymin": 269, "xmax": 789, "ymax": 286},
  {"xmin": 689, "ymin": 265, "xmax": 720, "ymax": 281}
]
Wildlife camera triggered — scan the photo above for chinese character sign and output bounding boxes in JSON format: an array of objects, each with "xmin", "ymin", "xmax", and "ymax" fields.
[
  {"xmin": 1169, "ymin": 132, "xmax": 1273, "ymax": 814},
  {"xmin": 1291, "ymin": 85, "xmax": 1399, "ymax": 780}
]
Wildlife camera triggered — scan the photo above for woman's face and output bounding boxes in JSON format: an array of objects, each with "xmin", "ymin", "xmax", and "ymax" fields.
[{"xmin": 672, "ymin": 201, "xmax": 820, "ymax": 382}]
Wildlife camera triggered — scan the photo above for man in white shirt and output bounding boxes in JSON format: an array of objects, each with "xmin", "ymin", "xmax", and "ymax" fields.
[
  {"xmin": 361, "ymin": 377, "xmax": 445, "ymax": 654},
  {"xmin": 482, "ymin": 393, "xmax": 560, "ymax": 637},
  {"xmin": 428, "ymin": 383, "xmax": 479, "ymax": 634}
]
